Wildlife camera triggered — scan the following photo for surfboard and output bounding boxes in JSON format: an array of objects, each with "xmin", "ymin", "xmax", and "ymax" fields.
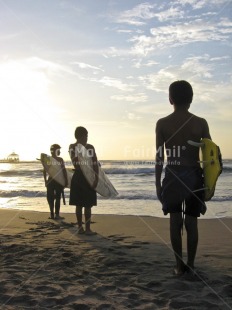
[
  {"xmin": 188, "ymin": 139, "xmax": 222, "ymax": 201},
  {"xmin": 75, "ymin": 144, "xmax": 118, "ymax": 198},
  {"xmin": 40, "ymin": 153, "xmax": 73, "ymax": 188}
]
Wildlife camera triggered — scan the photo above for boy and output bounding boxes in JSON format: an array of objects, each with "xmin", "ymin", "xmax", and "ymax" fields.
[
  {"xmin": 155, "ymin": 80, "xmax": 211, "ymax": 275},
  {"xmin": 69, "ymin": 127, "xmax": 99, "ymax": 235},
  {"xmin": 43, "ymin": 144, "xmax": 67, "ymax": 219}
]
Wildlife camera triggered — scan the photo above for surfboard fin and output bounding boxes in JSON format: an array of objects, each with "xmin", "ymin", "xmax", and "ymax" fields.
[
  {"xmin": 187, "ymin": 140, "xmax": 205, "ymax": 147},
  {"xmin": 192, "ymin": 187, "xmax": 209, "ymax": 193}
]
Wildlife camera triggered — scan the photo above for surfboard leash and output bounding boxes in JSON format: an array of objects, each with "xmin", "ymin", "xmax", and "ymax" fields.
[{"xmin": 181, "ymin": 201, "xmax": 185, "ymax": 236}]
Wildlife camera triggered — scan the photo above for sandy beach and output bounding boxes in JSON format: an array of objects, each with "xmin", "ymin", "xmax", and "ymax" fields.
[{"xmin": 0, "ymin": 209, "xmax": 231, "ymax": 310}]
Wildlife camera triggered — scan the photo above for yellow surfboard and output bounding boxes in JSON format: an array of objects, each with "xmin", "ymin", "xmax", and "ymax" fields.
[
  {"xmin": 188, "ymin": 139, "xmax": 222, "ymax": 201},
  {"xmin": 200, "ymin": 139, "xmax": 222, "ymax": 201}
]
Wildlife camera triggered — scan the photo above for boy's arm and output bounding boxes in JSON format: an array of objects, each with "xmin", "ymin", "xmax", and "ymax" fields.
[
  {"xmin": 91, "ymin": 147, "xmax": 99, "ymax": 189},
  {"xmin": 202, "ymin": 118, "xmax": 211, "ymax": 139},
  {"xmin": 61, "ymin": 158, "xmax": 68, "ymax": 187},
  {"xmin": 69, "ymin": 144, "xmax": 79, "ymax": 169},
  {"xmin": 43, "ymin": 169, "xmax": 47, "ymax": 186},
  {"xmin": 155, "ymin": 120, "xmax": 165, "ymax": 201}
]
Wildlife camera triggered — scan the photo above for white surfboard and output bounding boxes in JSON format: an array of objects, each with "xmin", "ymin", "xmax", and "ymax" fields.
[
  {"xmin": 40, "ymin": 153, "xmax": 73, "ymax": 188},
  {"xmin": 75, "ymin": 144, "xmax": 118, "ymax": 198}
]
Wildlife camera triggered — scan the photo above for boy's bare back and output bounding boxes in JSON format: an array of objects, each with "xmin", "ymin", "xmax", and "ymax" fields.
[{"xmin": 156, "ymin": 110, "xmax": 210, "ymax": 167}]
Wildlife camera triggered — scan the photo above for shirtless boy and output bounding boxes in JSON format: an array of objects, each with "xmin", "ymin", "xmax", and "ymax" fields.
[{"xmin": 155, "ymin": 80, "xmax": 211, "ymax": 275}]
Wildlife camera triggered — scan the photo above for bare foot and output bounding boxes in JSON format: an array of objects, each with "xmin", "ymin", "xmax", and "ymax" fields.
[
  {"xmin": 55, "ymin": 215, "xmax": 64, "ymax": 220},
  {"xmin": 77, "ymin": 227, "xmax": 85, "ymax": 234},
  {"xmin": 173, "ymin": 267, "xmax": 185, "ymax": 276},
  {"xmin": 85, "ymin": 230, "xmax": 97, "ymax": 235}
]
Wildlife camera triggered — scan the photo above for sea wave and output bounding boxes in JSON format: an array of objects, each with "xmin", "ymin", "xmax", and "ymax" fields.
[
  {"xmin": 210, "ymin": 196, "xmax": 232, "ymax": 202},
  {"xmin": 0, "ymin": 189, "xmax": 231, "ymax": 203},
  {"xmin": 0, "ymin": 190, "xmax": 45, "ymax": 198},
  {"xmin": 0, "ymin": 189, "xmax": 157, "ymax": 200},
  {"xmin": 0, "ymin": 170, "xmax": 43, "ymax": 177},
  {"xmin": 103, "ymin": 167, "xmax": 154, "ymax": 175},
  {"xmin": 221, "ymin": 166, "xmax": 232, "ymax": 173},
  {"xmin": 113, "ymin": 192, "xmax": 156, "ymax": 200},
  {"xmin": 0, "ymin": 164, "xmax": 231, "ymax": 177}
]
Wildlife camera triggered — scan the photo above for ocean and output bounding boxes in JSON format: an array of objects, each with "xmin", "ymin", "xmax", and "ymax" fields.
[{"xmin": 0, "ymin": 160, "xmax": 231, "ymax": 219}]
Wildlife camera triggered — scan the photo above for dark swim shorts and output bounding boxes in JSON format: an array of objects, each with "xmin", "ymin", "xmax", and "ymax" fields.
[
  {"xmin": 161, "ymin": 166, "xmax": 206, "ymax": 217},
  {"xmin": 69, "ymin": 168, "xmax": 97, "ymax": 207}
]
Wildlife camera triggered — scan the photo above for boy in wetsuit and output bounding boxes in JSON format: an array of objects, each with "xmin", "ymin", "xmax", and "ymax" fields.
[
  {"xmin": 43, "ymin": 144, "xmax": 67, "ymax": 219},
  {"xmin": 155, "ymin": 80, "xmax": 211, "ymax": 275}
]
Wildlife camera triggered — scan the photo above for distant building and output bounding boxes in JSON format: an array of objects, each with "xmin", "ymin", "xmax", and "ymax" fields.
[{"xmin": 7, "ymin": 152, "xmax": 19, "ymax": 162}]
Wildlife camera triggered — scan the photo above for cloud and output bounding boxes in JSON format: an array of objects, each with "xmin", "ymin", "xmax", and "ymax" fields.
[
  {"xmin": 96, "ymin": 76, "xmax": 135, "ymax": 91},
  {"xmin": 129, "ymin": 35, "xmax": 156, "ymax": 56},
  {"xmin": 136, "ymin": 55, "xmax": 232, "ymax": 121},
  {"xmin": 181, "ymin": 56, "xmax": 213, "ymax": 78},
  {"xmin": 209, "ymin": 56, "xmax": 230, "ymax": 61},
  {"xmin": 139, "ymin": 69, "xmax": 175, "ymax": 92},
  {"xmin": 72, "ymin": 62, "xmax": 104, "ymax": 72},
  {"xmin": 102, "ymin": 46, "xmax": 130, "ymax": 58},
  {"xmin": 154, "ymin": 7, "xmax": 184, "ymax": 22},
  {"xmin": 132, "ymin": 59, "xmax": 159, "ymax": 68},
  {"xmin": 111, "ymin": 93, "xmax": 148, "ymax": 103},
  {"xmin": 150, "ymin": 20, "xmax": 231, "ymax": 43},
  {"xmin": 113, "ymin": 0, "xmax": 230, "ymax": 28},
  {"xmin": 127, "ymin": 112, "xmax": 142, "ymax": 120},
  {"xmin": 139, "ymin": 55, "xmax": 216, "ymax": 92},
  {"xmin": 0, "ymin": 57, "xmax": 93, "ymax": 90},
  {"xmin": 174, "ymin": 0, "xmax": 210, "ymax": 9},
  {"xmin": 174, "ymin": 0, "xmax": 229, "ymax": 10},
  {"xmin": 116, "ymin": 29, "xmax": 133, "ymax": 34},
  {"xmin": 111, "ymin": 1, "xmax": 232, "ymax": 58},
  {"xmin": 130, "ymin": 18, "xmax": 232, "ymax": 56},
  {"xmin": 114, "ymin": 2, "xmax": 156, "ymax": 26},
  {"xmin": 138, "ymin": 55, "xmax": 214, "ymax": 93},
  {"xmin": 32, "ymin": 56, "xmax": 136, "ymax": 92},
  {"xmin": 24, "ymin": 57, "xmax": 65, "ymax": 74}
]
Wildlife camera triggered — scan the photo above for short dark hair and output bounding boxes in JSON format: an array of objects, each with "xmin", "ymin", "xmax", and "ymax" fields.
[
  {"xmin": 50, "ymin": 144, "xmax": 61, "ymax": 151},
  {"xmin": 74, "ymin": 126, "xmax": 88, "ymax": 139},
  {"xmin": 169, "ymin": 80, "xmax": 193, "ymax": 106}
]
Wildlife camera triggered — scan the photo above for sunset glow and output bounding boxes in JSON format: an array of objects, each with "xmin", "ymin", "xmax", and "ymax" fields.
[{"xmin": 0, "ymin": 1, "xmax": 231, "ymax": 160}]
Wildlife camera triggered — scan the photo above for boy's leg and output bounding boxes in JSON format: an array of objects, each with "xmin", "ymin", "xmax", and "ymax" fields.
[
  {"xmin": 47, "ymin": 185, "xmax": 54, "ymax": 219},
  {"xmin": 84, "ymin": 207, "xmax": 92, "ymax": 232},
  {"xmin": 76, "ymin": 206, "xmax": 84, "ymax": 232},
  {"xmin": 185, "ymin": 215, "xmax": 198, "ymax": 269},
  {"xmin": 170, "ymin": 213, "xmax": 185, "ymax": 274},
  {"xmin": 54, "ymin": 190, "xmax": 61, "ymax": 218}
]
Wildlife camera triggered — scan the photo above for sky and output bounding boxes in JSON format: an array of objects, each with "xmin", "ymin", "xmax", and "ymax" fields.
[{"xmin": 0, "ymin": 0, "xmax": 232, "ymax": 160}]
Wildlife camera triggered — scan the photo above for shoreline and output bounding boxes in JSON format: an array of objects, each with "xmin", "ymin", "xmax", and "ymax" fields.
[
  {"xmin": 1, "ymin": 206, "xmax": 232, "ymax": 220},
  {"xmin": 0, "ymin": 208, "xmax": 231, "ymax": 309}
]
